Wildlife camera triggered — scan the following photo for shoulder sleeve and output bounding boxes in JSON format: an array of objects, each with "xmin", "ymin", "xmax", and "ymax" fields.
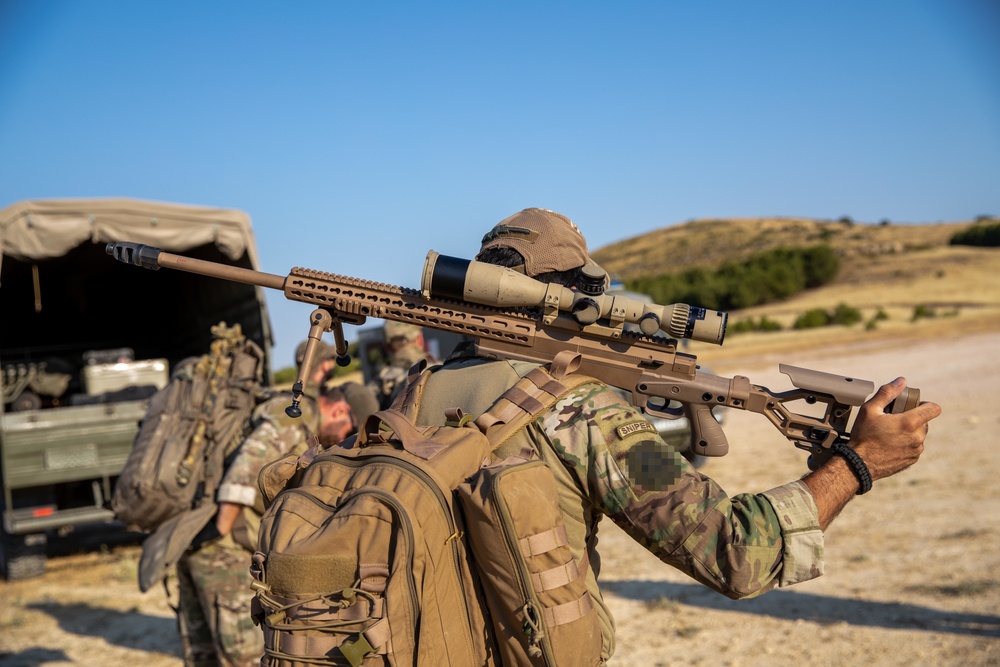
[
  {"xmin": 538, "ymin": 381, "xmax": 822, "ymax": 599},
  {"xmin": 253, "ymin": 393, "xmax": 317, "ymax": 431},
  {"xmin": 217, "ymin": 399, "xmax": 315, "ymax": 507}
]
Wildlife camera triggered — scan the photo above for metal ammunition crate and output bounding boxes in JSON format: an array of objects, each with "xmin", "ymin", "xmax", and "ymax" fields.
[{"xmin": 81, "ymin": 359, "xmax": 169, "ymax": 396}]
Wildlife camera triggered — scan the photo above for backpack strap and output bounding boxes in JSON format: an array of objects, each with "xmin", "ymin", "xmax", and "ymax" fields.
[
  {"xmin": 355, "ymin": 350, "xmax": 596, "ymax": 462},
  {"xmin": 386, "ymin": 359, "xmax": 434, "ymax": 420},
  {"xmin": 474, "ymin": 350, "xmax": 596, "ymax": 455},
  {"xmin": 356, "ymin": 406, "xmax": 480, "ymax": 461}
]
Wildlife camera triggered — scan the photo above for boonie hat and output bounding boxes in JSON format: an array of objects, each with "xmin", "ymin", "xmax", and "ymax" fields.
[{"xmin": 477, "ymin": 208, "xmax": 605, "ymax": 279}]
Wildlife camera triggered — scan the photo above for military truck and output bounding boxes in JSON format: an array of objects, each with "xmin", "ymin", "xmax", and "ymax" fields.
[{"xmin": 0, "ymin": 198, "xmax": 274, "ymax": 579}]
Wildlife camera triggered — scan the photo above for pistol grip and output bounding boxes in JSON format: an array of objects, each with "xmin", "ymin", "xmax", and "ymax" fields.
[{"xmin": 687, "ymin": 404, "xmax": 728, "ymax": 457}]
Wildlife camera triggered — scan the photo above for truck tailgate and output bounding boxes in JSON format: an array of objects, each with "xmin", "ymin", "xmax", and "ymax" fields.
[{"xmin": 1, "ymin": 400, "xmax": 147, "ymax": 489}]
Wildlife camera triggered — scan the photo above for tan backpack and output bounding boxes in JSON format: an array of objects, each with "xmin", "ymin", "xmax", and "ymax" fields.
[
  {"xmin": 111, "ymin": 322, "xmax": 268, "ymax": 591},
  {"xmin": 113, "ymin": 322, "xmax": 267, "ymax": 531},
  {"xmin": 251, "ymin": 351, "xmax": 604, "ymax": 666}
]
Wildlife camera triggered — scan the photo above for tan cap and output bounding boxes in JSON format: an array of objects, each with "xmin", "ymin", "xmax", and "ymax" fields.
[
  {"xmin": 294, "ymin": 339, "xmax": 335, "ymax": 367},
  {"xmin": 477, "ymin": 208, "xmax": 605, "ymax": 278}
]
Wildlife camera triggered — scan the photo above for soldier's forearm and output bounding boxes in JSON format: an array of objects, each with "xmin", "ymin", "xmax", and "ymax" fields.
[
  {"xmin": 801, "ymin": 456, "xmax": 859, "ymax": 531},
  {"xmin": 215, "ymin": 501, "xmax": 244, "ymax": 537}
]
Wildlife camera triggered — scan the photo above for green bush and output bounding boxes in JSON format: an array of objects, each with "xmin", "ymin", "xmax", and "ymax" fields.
[
  {"xmin": 627, "ymin": 245, "xmax": 839, "ymax": 311},
  {"xmin": 950, "ymin": 221, "xmax": 1000, "ymax": 247},
  {"xmin": 831, "ymin": 303, "xmax": 863, "ymax": 326},
  {"xmin": 728, "ymin": 319, "xmax": 755, "ymax": 334},
  {"xmin": 911, "ymin": 304, "xmax": 937, "ymax": 321},
  {"xmin": 793, "ymin": 308, "xmax": 832, "ymax": 329},
  {"xmin": 864, "ymin": 308, "xmax": 889, "ymax": 330},
  {"xmin": 728, "ymin": 316, "xmax": 783, "ymax": 335},
  {"xmin": 757, "ymin": 316, "xmax": 782, "ymax": 331},
  {"xmin": 793, "ymin": 303, "xmax": 865, "ymax": 329},
  {"xmin": 273, "ymin": 366, "xmax": 298, "ymax": 384}
]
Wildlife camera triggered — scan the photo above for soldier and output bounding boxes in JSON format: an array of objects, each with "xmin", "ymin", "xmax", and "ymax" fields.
[
  {"xmin": 370, "ymin": 320, "xmax": 438, "ymax": 408},
  {"xmin": 411, "ymin": 207, "xmax": 942, "ymax": 663},
  {"xmin": 174, "ymin": 341, "xmax": 377, "ymax": 667}
]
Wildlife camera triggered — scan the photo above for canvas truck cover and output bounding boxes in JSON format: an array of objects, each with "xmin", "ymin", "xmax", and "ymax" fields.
[
  {"xmin": 0, "ymin": 197, "xmax": 259, "ymax": 268},
  {"xmin": 0, "ymin": 197, "xmax": 274, "ymax": 374}
]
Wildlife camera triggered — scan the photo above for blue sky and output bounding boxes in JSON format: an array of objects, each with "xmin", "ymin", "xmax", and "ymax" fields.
[{"xmin": 2, "ymin": 0, "xmax": 998, "ymax": 369}]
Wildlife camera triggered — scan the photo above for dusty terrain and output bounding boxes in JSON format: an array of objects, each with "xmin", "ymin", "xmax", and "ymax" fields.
[
  {"xmin": 1, "ymin": 326, "xmax": 998, "ymax": 666},
  {"xmin": 603, "ymin": 328, "xmax": 1000, "ymax": 667}
]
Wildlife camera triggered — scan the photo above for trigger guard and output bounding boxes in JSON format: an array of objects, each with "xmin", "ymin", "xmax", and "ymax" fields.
[{"xmin": 643, "ymin": 401, "xmax": 685, "ymax": 420}]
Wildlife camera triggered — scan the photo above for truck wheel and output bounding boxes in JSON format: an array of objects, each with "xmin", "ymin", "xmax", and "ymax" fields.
[{"xmin": 0, "ymin": 528, "xmax": 47, "ymax": 580}]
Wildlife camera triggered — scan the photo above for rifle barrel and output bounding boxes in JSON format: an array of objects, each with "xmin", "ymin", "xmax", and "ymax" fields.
[{"xmin": 107, "ymin": 242, "xmax": 286, "ymax": 291}]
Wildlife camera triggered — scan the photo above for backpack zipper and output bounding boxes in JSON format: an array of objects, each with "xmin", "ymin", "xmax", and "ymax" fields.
[{"xmin": 494, "ymin": 462, "xmax": 556, "ymax": 665}]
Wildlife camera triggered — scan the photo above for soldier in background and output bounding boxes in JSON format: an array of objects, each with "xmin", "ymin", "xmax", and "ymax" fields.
[
  {"xmin": 174, "ymin": 341, "xmax": 377, "ymax": 667},
  {"xmin": 370, "ymin": 321, "xmax": 438, "ymax": 409}
]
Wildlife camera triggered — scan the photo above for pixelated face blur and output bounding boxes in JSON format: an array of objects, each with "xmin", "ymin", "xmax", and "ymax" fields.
[{"xmin": 319, "ymin": 398, "xmax": 355, "ymax": 446}]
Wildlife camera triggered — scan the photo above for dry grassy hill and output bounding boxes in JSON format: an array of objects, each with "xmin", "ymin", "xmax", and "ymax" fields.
[
  {"xmin": 591, "ymin": 217, "xmax": 973, "ymax": 281},
  {"xmin": 591, "ymin": 217, "xmax": 1000, "ymax": 364}
]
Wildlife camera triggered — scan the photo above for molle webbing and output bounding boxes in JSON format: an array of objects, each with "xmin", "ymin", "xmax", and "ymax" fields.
[
  {"xmin": 475, "ymin": 350, "xmax": 594, "ymax": 454},
  {"xmin": 261, "ymin": 616, "xmax": 391, "ymax": 662},
  {"xmin": 531, "ymin": 559, "xmax": 580, "ymax": 592},
  {"xmin": 543, "ymin": 595, "xmax": 594, "ymax": 628},
  {"xmin": 519, "ymin": 524, "xmax": 592, "ymax": 609},
  {"xmin": 260, "ymin": 594, "xmax": 385, "ymax": 625},
  {"xmin": 519, "ymin": 524, "xmax": 569, "ymax": 558}
]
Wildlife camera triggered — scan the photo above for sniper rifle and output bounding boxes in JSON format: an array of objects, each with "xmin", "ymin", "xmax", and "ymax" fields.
[{"xmin": 106, "ymin": 242, "xmax": 919, "ymax": 467}]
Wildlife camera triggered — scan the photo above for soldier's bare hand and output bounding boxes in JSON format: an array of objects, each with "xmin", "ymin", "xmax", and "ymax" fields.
[{"xmin": 847, "ymin": 377, "xmax": 942, "ymax": 481}]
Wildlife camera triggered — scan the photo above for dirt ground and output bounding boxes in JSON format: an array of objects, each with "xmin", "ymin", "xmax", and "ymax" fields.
[{"xmin": 1, "ymin": 329, "xmax": 998, "ymax": 667}]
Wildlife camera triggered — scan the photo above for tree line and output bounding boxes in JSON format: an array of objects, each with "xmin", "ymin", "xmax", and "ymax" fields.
[{"xmin": 624, "ymin": 245, "xmax": 840, "ymax": 311}]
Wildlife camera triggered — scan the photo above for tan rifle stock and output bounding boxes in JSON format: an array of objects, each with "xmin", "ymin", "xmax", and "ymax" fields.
[{"xmin": 106, "ymin": 242, "xmax": 918, "ymax": 465}]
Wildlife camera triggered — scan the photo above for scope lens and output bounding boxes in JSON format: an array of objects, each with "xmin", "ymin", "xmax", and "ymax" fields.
[{"xmin": 429, "ymin": 255, "xmax": 471, "ymax": 301}]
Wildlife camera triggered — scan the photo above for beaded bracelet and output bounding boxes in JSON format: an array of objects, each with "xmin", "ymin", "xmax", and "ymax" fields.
[{"xmin": 832, "ymin": 442, "xmax": 873, "ymax": 495}]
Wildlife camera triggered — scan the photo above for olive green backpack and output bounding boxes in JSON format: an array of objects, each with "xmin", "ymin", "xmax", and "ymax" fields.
[{"xmin": 251, "ymin": 351, "xmax": 604, "ymax": 666}]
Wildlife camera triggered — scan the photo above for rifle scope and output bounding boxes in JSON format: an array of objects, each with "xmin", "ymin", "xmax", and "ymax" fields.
[{"xmin": 421, "ymin": 251, "xmax": 727, "ymax": 345}]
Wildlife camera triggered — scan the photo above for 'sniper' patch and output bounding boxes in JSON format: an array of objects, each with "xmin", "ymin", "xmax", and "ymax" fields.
[{"xmin": 616, "ymin": 421, "xmax": 657, "ymax": 439}]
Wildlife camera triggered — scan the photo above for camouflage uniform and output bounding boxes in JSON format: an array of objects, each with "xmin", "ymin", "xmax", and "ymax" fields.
[
  {"xmin": 176, "ymin": 393, "xmax": 319, "ymax": 667},
  {"xmin": 371, "ymin": 323, "xmax": 438, "ymax": 409},
  {"xmin": 416, "ymin": 350, "xmax": 822, "ymax": 663}
]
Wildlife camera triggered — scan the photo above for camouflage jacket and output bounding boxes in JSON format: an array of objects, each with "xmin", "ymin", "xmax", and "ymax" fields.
[
  {"xmin": 216, "ymin": 392, "xmax": 319, "ymax": 511},
  {"xmin": 417, "ymin": 354, "xmax": 823, "ymax": 661},
  {"xmin": 370, "ymin": 343, "xmax": 439, "ymax": 408}
]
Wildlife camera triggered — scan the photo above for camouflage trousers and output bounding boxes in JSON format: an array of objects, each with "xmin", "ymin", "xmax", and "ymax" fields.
[{"xmin": 176, "ymin": 536, "xmax": 262, "ymax": 667}]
